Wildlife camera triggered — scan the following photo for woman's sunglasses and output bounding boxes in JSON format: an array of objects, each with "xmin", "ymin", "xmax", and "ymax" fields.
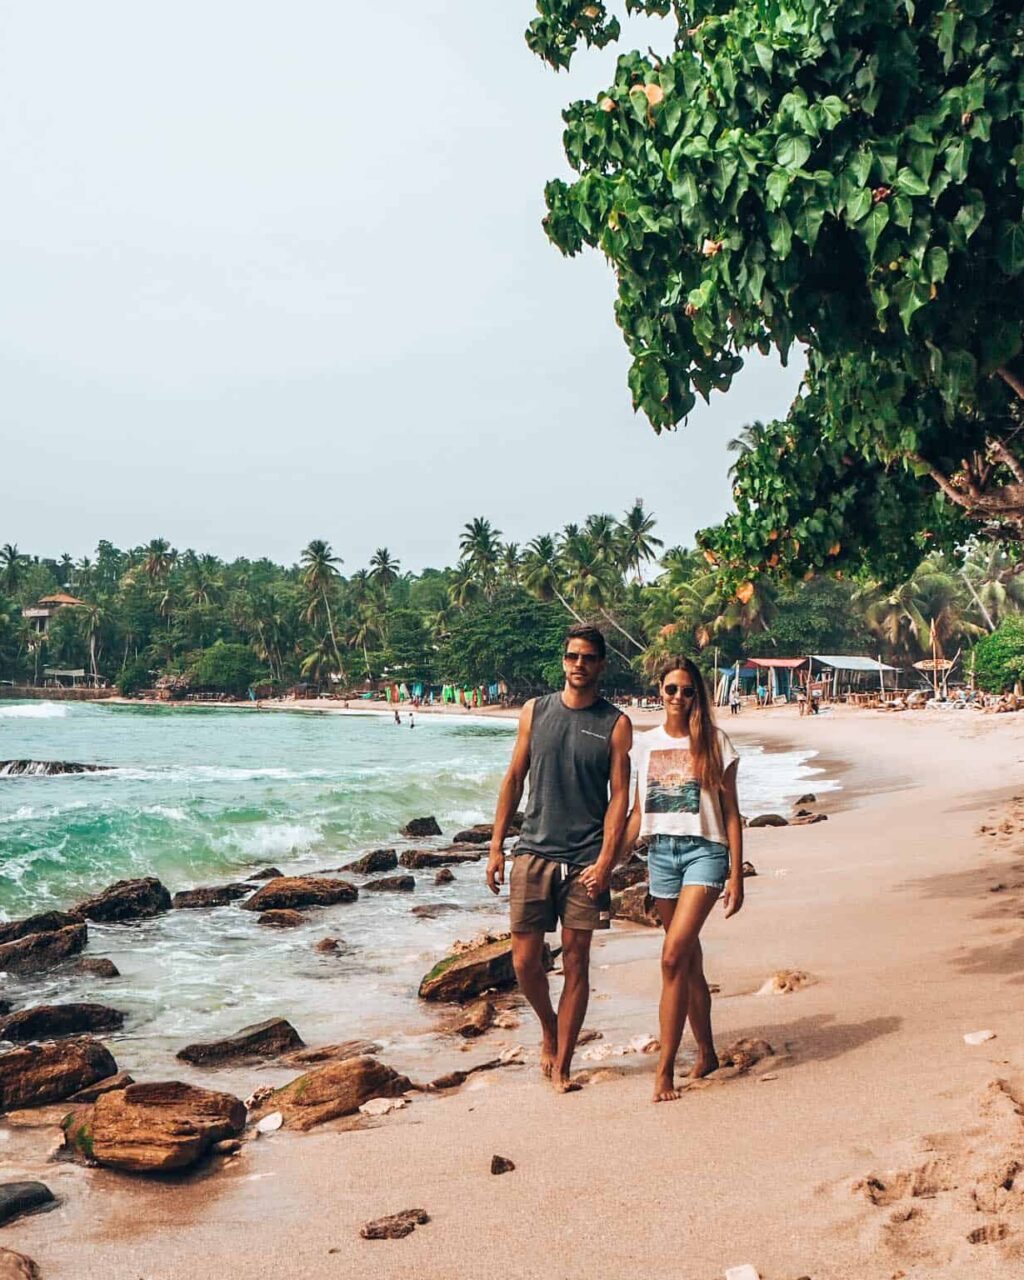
[{"xmin": 663, "ymin": 684, "xmax": 696, "ymax": 698}]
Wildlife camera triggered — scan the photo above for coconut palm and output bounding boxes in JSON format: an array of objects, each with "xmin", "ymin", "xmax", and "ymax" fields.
[
  {"xmin": 369, "ymin": 548, "xmax": 401, "ymax": 592},
  {"xmin": 960, "ymin": 544, "xmax": 1024, "ymax": 631},
  {"xmin": 300, "ymin": 636, "xmax": 338, "ymax": 689},
  {"xmin": 0, "ymin": 544, "xmax": 27, "ymax": 595},
  {"xmin": 583, "ymin": 514, "xmax": 621, "ymax": 569},
  {"xmin": 619, "ymin": 501, "xmax": 663, "ymax": 582},
  {"xmin": 499, "ymin": 542, "xmax": 522, "ymax": 585},
  {"xmin": 142, "ymin": 538, "xmax": 176, "ymax": 583},
  {"xmin": 300, "ymin": 540, "xmax": 344, "ymax": 667},
  {"xmin": 726, "ymin": 421, "xmax": 770, "ymax": 479},
  {"xmin": 76, "ymin": 602, "xmax": 105, "ymax": 682},
  {"xmin": 448, "ymin": 566, "xmax": 482, "ymax": 608},
  {"xmin": 458, "ymin": 518, "xmax": 502, "ymax": 596}
]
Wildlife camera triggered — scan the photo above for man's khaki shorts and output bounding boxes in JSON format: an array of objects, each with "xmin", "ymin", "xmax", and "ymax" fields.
[{"xmin": 509, "ymin": 853, "xmax": 611, "ymax": 933}]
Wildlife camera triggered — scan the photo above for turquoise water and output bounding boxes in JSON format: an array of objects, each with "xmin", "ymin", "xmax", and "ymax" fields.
[{"xmin": 0, "ymin": 701, "xmax": 835, "ymax": 1076}]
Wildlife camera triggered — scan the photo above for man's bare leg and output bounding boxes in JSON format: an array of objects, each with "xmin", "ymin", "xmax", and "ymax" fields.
[
  {"xmin": 652, "ymin": 887, "xmax": 719, "ymax": 1102},
  {"xmin": 512, "ymin": 930, "xmax": 558, "ymax": 1077},
  {"xmin": 552, "ymin": 927, "xmax": 593, "ymax": 1093}
]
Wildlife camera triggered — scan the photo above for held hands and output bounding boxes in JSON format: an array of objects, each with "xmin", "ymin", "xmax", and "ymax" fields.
[
  {"xmin": 579, "ymin": 861, "xmax": 611, "ymax": 900},
  {"xmin": 722, "ymin": 875, "xmax": 744, "ymax": 919},
  {"xmin": 486, "ymin": 848, "xmax": 505, "ymax": 895}
]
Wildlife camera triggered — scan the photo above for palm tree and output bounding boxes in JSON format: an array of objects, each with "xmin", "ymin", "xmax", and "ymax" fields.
[
  {"xmin": 300, "ymin": 636, "xmax": 337, "ymax": 690},
  {"xmin": 583, "ymin": 514, "xmax": 620, "ymax": 569},
  {"xmin": 142, "ymin": 538, "xmax": 176, "ymax": 582},
  {"xmin": 619, "ymin": 501, "xmax": 663, "ymax": 582},
  {"xmin": 300, "ymin": 540, "xmax": 344, "ymax": 668},
  {"xmin": 0, "ymin": 544, "xmax": 27, "ymax": 595},
  {"xmin": 726, "ymin": 420, "xmax": 770, "ymax": 478},
  {"xmin": 960, "ymin": 544, "xmax": 1024, "ymax": 631},
  {"xmin": 76, "ymin": 602, "xmax": 105, "ymax": 682},
  {"xmin": 369, "ymin": 548, "xmax": 401, "ymax": 592},
  {"xmin": 499, "ymin": 542, "xmax": 522, "ymax": 585},
  {"xmin": 458, "ymin": 518, "xmax": 502, "ymax": 596},
  {"xmin": 448, "ymin": 566, "xmax": 482, "ymax": 608}
]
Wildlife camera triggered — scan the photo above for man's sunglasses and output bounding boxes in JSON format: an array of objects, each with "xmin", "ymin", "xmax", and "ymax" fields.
[
  {"xmin": 664, "ymin": 683, "xmax": 696, "ymax": 698},
  {"xmin": 564, "ymin": 650, "xmax": 600, "ymax": 665}
]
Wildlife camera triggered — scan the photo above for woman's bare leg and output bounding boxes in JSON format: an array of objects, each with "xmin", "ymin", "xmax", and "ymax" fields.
[
  {"xmin": 684, "ymin": 940, "xmax": 718, "ymax": 1078},
  {"xmin": 652, "ymin": 886, "xmax": 720, "ymax": 1101}
]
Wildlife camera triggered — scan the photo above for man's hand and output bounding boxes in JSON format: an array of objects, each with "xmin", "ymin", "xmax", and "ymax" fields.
[
  {"xmin": 722, "ymin": 875, "xmax": 744, "ymax": 919},
  {"xmin": 486, "ymin": 848, "xmax": 506, "ymax": 895},
  {"xmin": 579, "ymin": 860, "xmax": 611, "ymax": 900}
]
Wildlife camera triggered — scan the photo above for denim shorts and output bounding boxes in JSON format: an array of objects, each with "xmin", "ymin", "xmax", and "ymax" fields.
[{"xmin": 647, "ymin": 834, "xmax": 730, "ymax": 898}]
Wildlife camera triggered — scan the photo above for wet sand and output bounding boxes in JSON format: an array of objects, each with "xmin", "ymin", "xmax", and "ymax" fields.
[{"xmin": 7, "ymin": 705, "xmax": 1024, "ymax": 1279}]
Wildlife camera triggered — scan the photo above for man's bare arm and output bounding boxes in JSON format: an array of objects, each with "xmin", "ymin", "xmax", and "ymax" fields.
[
  {"xmin": 580, "ymin": 713, "xmax": 633, "ymax": 897},
  {"xmin": 486, "ymin": 700, "xmax": 534, "ymax": 894}
]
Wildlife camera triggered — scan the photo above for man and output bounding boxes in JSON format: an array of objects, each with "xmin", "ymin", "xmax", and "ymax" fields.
[{"xmin": 486, "ymin": 624, "xmax": 633, "ymax": 1092}]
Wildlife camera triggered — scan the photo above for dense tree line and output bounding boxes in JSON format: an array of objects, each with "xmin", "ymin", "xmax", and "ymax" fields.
[{"xmin": 2, "ymin": 502, "xmax": 1022, "ymax": 696}]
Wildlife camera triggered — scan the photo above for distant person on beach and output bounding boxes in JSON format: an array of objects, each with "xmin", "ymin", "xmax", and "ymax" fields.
[
  {"xmin": 624, "ymin": 656, "xmax": 744, "ymax": 1102},
  {"xmin": 729, "ymin": 685, "xmax": 741, "ymax": 716},
  {"xmin": 487, "ymin": 624, "xmax": 632, "ymax": 1093},
  {"xmin": 410, "ymin": 712, "xmax": 415, "ymax": 729}
]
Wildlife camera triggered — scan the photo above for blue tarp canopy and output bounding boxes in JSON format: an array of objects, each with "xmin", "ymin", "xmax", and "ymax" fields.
[{"xmin": 811, "ymin": 655, "xmax": 896, "ymax": 672}]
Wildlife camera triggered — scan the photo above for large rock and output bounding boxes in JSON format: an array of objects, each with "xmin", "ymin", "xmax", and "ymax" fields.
[
  {"xmin": 343, "ymin": 849, "xmax": 397, "ymax": 875},
  {"xmin": 363, "ymin": 875, "xmax": 415, "ymax": 893},
  {"xmin": 747, "ymin": 813, "xmax": 789, "ymax": 828},
  {"xmin": 611, "ymin": 883, "xmax": 661, "ymax": 927},
  {"xmin": 240, "ymin": 876, "xmax": 358, "ymax": 912},
  {"xmin": 0, "ymin": 1183, "xmax": 55, "ymax": 1227},
  {"xmin": 0, "ymin": 1250, "xmax": 41, "ymax": 1280},
  {"xmin": 0, "ymin": 924, "xmax": 87, "ymax": 976},
  {"xmin": 74, "ymin": 957, "xmax": 120, "ymax": 978},
  {"xmin": 67, "ymin": 1071, "xmax": 135, "ymax": 1103},
  {"xmin": 176, "ymin": 1018, "xmax": 304, "ymax": 1065},
  {"xmin": 172, "ymin": 883, "xmax": 251, "ymax": 909},
  {"xmin": 63, "ymin": 1081, "xmax": 246, "ymax": 1173},
  {"xmin": 400, "ymin": 816, "xmax": 441, "ymax": 838},
  {"xmin": 0, "ymin": 1037, "xmax": 117, "ymax": 1110},
  {"xmin": 399, "ymin": 850, "xmax": 480, "ymax": 870},
  {"xmin": 282, "ymin": 1040, "xmax": 380, "ymax": 1068},
  {"xmin": 252, "ymin": 1056, "xmax": 410, "ymax": 1131},
  {"xmin": 0, "ymin": 760, "xmax": 109, "ymax": 777},
  {"xmin": 71, "ymin": 877, "xmax": 171, "ymax": 922},
  {"xmin": 610, "ymin": 853, "xmax": 649, "ymax": 891},
  {"xmin": 0, "ymin": 1003, "xmax": 125, "ymax": 1043},
  {"xmin": 419, "ymin": 936, "xmax": 552, "ymax": 1003},
  {"xmin": 452, "ymin": 825, "xmax": 493, "ymax": 845},
  {"xmin": 0, "ymin": 911, "xmax": 83, "ymax": 946}
]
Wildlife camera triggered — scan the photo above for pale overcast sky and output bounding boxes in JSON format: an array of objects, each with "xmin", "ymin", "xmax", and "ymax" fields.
[{"xmin": 0, "ymin": 3, "xmax": 802, "ymax": 571}]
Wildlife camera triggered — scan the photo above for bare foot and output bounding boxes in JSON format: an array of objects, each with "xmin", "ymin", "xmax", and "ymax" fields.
[
  {"xmin": 552, "ymin": 1074, "xmax": 582, "ymax": 1094},
  {"xmin": 686, "ymin": 1051, "xmax": 719, "ymax": 1079},
  {"xmin": 540, "ymin": 1033, "xmax": 558, "ymax": 1079},
  {"xmin": 653, "ymin": 1072, "xmax": 681, "ymax": 1102}
]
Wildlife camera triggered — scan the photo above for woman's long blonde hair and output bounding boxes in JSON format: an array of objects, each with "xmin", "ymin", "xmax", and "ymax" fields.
[{"xmin": 657, "ymin": 655, "xmax": 724, "ymax": 792}]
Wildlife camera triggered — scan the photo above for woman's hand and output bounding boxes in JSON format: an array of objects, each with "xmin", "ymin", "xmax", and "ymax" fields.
[{"xmin": 722, "ymin": 874, "xmax": 744, "ymax": 918}]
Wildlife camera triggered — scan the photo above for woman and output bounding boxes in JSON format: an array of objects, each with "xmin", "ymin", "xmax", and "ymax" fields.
[{"xmin": 625, "ymin": 656, "xmax": 744, "ymax": 1101}]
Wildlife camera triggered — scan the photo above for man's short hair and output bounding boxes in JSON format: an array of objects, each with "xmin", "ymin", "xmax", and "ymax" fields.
[{"xmin": 563, "ymin": 623, "xmax": 606, "ymax": 661}]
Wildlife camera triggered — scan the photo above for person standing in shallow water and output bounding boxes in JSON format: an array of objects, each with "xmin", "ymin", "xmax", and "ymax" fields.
[
  {"xmin": 624, "ymin": 655, "xmax": 744, "ymax": 1102},
  {"xmin": 487, "ymin": 624, "xmax": 632, "ymax": 1093}
]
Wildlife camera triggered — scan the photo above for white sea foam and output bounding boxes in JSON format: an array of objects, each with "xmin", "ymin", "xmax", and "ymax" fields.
[
  {"xmin": 0, "ymin": 702, "xmax": 69, "ymax": 719},
  {"xmin": 211, "ymin": 822, "xmax": 323, "ymax": 860}
]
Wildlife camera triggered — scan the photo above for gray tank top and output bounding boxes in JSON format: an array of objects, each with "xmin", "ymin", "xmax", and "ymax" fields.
[{"xmin": 516, "ymin": 692, "xmax": 623, "ymax": 867}]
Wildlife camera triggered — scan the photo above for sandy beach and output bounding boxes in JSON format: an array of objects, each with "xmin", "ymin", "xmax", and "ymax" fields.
[{"xmin": 6, "ymin": 704, "xmax": 1024, "ymax": 1279}]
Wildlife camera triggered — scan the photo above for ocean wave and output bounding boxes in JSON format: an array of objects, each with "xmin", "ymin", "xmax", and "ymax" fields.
[
  {"xmin": 0, "ymin": 702, "xmax": 69, "ymax": 719},
  {"xmin": 211, "ymin": 822, "xmax": 323, "ymax": 860}
]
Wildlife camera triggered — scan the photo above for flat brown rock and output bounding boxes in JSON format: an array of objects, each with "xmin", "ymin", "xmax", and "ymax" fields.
[
  {"xmin": 0, "ymin": 1003, "xmax": 125, "ymax": 1043},
  {"xmin": 419, "ymin": 936, "xmax": 552, "ymax": 1003},
  {"xmin": 172, "ymin": 884, "xmax": 251, "ymax": 909},
  {"xmin": 611, "ymin": 883, "xmax": 660, "ymax": 927},
  {"xmin": 452, "ymin": 825, "xmax": 492, "ymax": 844},
  {"xmin": 283, "ymin": 1039, "xmax": 380, "ymax": 1067},
  {"xmin": 0, "ymin": 1248, "xmax": 41, "ymax": 1280},
  {"xmin": 456, "ymin": 999, "xmax": 495, "ymax": 1038},
  {"xmin": 257, "ymin": 909, "xmax": 306, "ymax": 928},
  {"xmin": 67, "ymin": 1071, "xmax": 135, "ymax": 1103},
  {"xmin": 343, "ymin": 849, "xmax": 397, "ymax": 875},
  {"xmin": 399, "ymin": 850, "xmax": 480, "ymax": 869},
  {"xmin": 360, "ymin": 1208, "xmax": 429, "ymax": 1240},
  {"xmin": 434, "ymin": 868, "xmax": 455, "ymax": 885},
  {"xmin": 0, "ymin": 911, "xmax": 83, "ymax": 946},
  {"xmin": 74, "ymin": 957, "xmax": 120, "ymax": 978},
  {"xmin": 241, "ymin": 876, "xmax": 358, "ymax": 912},
  {"xmin": 0, "ymin": 924, "xmax": 88, "ymax": 975},
  {"xmin": 748, "ymin": 813, "xmax": 789, "ymax": 828},
  {"xmin": 177, "ymin": 1018, "xmax": 304, "ymax": 1065},
  {"xmin": 0, "ymin": 1037, "xmax": 118, "ymax": 1110},
  {"xmin": 253, "ymin": 1056, "xmax": 411, "ymax": 1131},
  {"xmin": 71, "ymin": 877, "xmax": 171, "ymax": 922},
  {"xmin": 248, "ymin": 867, "xmax": 282, "ymax": 880},
  {"xmin": 363, "ymin": 875, "xmax": 415, "ymax": 893},
  {"xmin": 63, "ymin": 1081, "xmax": 246, "ymax": 1173}
]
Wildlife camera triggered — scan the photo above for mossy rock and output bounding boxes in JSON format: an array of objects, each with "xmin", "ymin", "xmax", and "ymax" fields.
[{"xmin": 418, "ymin": 936, "xmax": 552, "ymax": 1004}]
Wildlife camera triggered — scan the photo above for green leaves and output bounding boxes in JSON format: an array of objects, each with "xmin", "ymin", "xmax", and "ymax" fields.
[
  {"xmin": 775, "ymin": 134, "xmax": 812, "ymax": 170},
  {"xmin": 896, "ymin": 167, "xmax": 930, "ymax": 198},
  {"xmin": 862, "ymin": 203, "xmax": 890, "ymax": 261},
  {"xmin": 996, "ymin": 222, "xmax": 1024, "ymax": 276}
]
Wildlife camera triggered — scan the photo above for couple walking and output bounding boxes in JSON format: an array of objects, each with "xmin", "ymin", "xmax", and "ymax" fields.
[{"xmin": 486, "ymin": 624, "xmax": 744, "ymax": 1098}]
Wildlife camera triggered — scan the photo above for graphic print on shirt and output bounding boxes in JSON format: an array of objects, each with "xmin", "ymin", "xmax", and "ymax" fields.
[{"xmin": 645, "ymin": 749, "xmax": 701, "ymax": 815}]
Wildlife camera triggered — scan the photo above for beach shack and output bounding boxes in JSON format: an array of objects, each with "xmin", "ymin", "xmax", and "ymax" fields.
[
  {"xmin": 808, "ymin": 655, "xmax": 898, "ymax": 702},
  {"xmin": 718, "ymin": 657, "xmax": 807, "ymax": 706}
]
